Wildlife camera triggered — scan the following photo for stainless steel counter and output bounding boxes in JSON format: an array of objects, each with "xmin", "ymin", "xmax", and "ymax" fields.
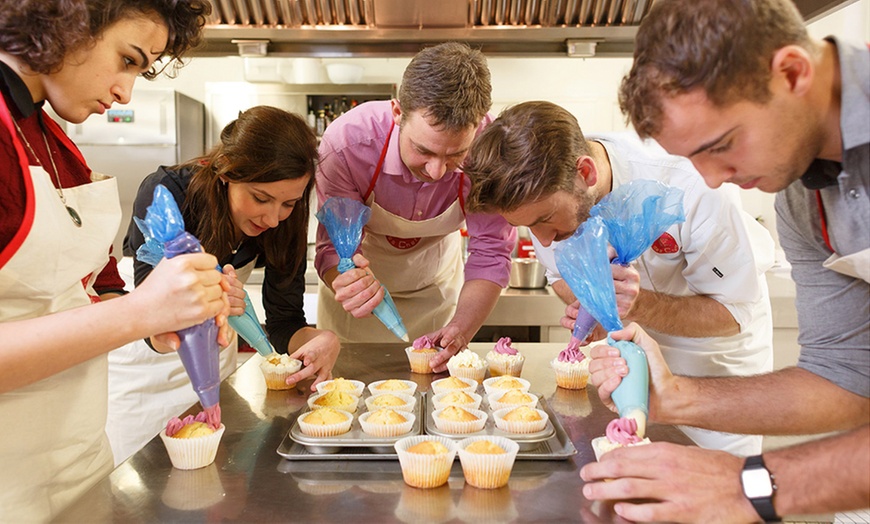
[{"xmin": 59, "ymin": 343, "xmax": 692, "ymax": 523}]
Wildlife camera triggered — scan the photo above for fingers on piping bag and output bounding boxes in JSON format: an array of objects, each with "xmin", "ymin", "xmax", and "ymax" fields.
[{"xmin": 315, "ymin": 197, "xmax": 409, "ymax": 341}]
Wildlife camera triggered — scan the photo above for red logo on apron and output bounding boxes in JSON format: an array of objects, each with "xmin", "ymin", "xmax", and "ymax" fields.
[
  {"xmin": 386, "ymin": 236, "xmax": 421, "ymax": 250},
  {"xmin": 651, "ymin": 233, "xmax": 679, "ymax": 254}
]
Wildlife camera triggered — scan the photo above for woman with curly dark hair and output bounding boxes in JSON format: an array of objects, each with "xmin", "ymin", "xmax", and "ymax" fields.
[{"xmin": 0, "ymin": 0, "xmax": 224, "ymax": 520}]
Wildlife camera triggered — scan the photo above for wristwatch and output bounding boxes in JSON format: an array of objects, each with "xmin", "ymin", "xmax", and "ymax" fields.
[{"xmin": 740, "ymin": 455, "xmax": 780, "ymax": 522}]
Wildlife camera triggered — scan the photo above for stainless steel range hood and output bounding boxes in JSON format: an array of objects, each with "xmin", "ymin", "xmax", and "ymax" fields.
[{"xmin": 199, "ymin": 0, "xmax": 857, "ymax": 58}]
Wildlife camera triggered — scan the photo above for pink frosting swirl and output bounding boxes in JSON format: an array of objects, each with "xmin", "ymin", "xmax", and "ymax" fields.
[
  {"xmin": 493, "ymin": 336, "xmax": 518, "ymax": 355},
  {"xmin": 413, "ymin": 335, "xmax": 436, "ymax": 350},
  {"xmin": 557, "ymin": 345, "xmax": 586, "ymax": 363},
  {"xmin": 605, "ymin": 417, "xmax": 643, "ymax": 445},
  {"xmin": 166, "ymin": 411, "xmax": 211, "ymax": 437}
]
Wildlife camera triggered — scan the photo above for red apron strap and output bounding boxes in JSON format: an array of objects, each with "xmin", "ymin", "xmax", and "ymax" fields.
[
  {"xmin": 363, "ymin": 120, "xmax": 395, "ymax": 202},
  {"xmin": 815, "ymin": 190, "xmax": 835, "ymax": 253}
]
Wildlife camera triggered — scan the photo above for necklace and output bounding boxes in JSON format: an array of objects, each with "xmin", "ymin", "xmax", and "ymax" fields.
[
  {"xmin": 11, "ymin": 117, "xmax": 82, "ymax": 227},
  {"xmin": 230, "ymin": 237, "xmax": 244, "ymax": 254}
]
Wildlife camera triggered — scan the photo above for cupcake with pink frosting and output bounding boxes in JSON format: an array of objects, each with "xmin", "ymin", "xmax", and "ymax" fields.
[
  {"xmin": 405, "ymin": 335, "xmax": 441, "ymax": 374},
  {"xmin": 550, "ymin": 345, "xmax": 590, "ymax": 389},
  {"xmin": 160, "ymin": 412, "xmax": 226, "ymax": 470},
  {"xmin": 591, "ymin": 417, "xmax": 651, "ymax": 460},
  {"xmin": 485, "ymin": 337, "xmax": 525, "ymax": 377}
]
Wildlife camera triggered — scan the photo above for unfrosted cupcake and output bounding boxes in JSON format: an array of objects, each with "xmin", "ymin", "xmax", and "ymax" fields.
[
  {"xmin": 315, "ymin": 377, "xmax": 365, "ymax": 397},
  {"xmin": 359, "ymin": 408, "xmax": 415, "ymax": 437},
  {"xmin": 297, "ymin": 407, "xmax": 354, "ymax": 437},
  {"xmin": 365, "ymin": 392, "xmax": 417, "ymax": 412},
  {"xmin": 550, "ymin": 345, "xmax": 590, "ymax": 390},
  {"xmin": 430, "ymin": 376, "xmax": 478, "ymax": 395},
  {"xmin": 307, "ymin": 390, "xmax": 360, "ymax": 413},
  {"xmin": 457, "ymin": 436, "xmax": 520, "ymax": 489},
  {"xmin": 446, "ymin": 349, "xmax": 487, "ymax": 384},
  {"xmin": 485, "ymin": 337, "xmax": 525, "ymax": 377},
  {"xmin": 487, "ymin": 389, "xmax": 538, "ymax": 412},
  {"xmin": 405, "ymin": 335, "xmax": 441, "ymax": 374},
  {"xmin": 160, "ymin": 412, "xmax": 225, "ymax": 470},
  {"xmin": 431, "ymin": 390, "xmax": 483, "ymax": 411},
  {"xmin": 368, "ymin": 379, "xmax": 418, "ymax": 396},
  {"xmin": 259, "ymin": 353, "xmax": 303, "ymax": 390},
  {"xmin": 394, "ymin": 436, "xmax": 458, "ymax": 489},
  {"xmin": 432, "ymin": 405, "xmax": 487, "ymax": 434},
  {"xmin": 482, "ymin": 376, "xmax": 531, "ymax": 396},
  {"xmin": 591, "ymin": 417, "xmax": 652, "ymax": 461},
  {"xmin": 492, "ymin": 406, "xmax": 549, "ymax": 434}
]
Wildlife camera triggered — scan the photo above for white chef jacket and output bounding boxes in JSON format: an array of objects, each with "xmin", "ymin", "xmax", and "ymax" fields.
[{"xmin": 535, "ymin": 132, "xmax": 776, "ymax": 455}]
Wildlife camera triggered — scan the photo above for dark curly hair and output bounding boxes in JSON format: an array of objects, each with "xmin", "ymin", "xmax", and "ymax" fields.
[{"xmin": 0, "ymin": 0, "xmax": 210, "ymax": 77}]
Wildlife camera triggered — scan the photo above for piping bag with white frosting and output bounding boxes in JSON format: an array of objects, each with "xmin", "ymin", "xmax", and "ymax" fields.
[{"xmin": 316, "ymin": 196, "xmax": 409, "ymax": 342}]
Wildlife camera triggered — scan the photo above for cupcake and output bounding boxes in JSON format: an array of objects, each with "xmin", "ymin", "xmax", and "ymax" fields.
[
  {"xmin": 160, "ymin": 412, "xmax": 225, "ymax": 470},
  {"xmin": 394, "ymin": 436, "xmax": 458, "ymax": 489},
  {"xmin": 446, "ymin": 349, "xmax": 487, "ymax": 384},
  {"xmin": 485, "ymin": 337, "xmax": 525, "ymax": 377},
  {"xmin": 591, "ymin": 417, "xmax": 652, "ymax": 461},
  {"xmin": 482, "ymin": 376, "xmax": 531, "ymax": 396},
  {"xmin": 456, "ymin": 436, "xmax": 520, "ymax": 489},
  {"xmin": 297, "ymin": 407, "xmax": 354, "ymax": 437},
  {"xmin": 359, "ymin": 408, "xmax": 415, "ymax": 437},
  {"xmin": 492, "ymin": 406, "xmax": 549, "ymax": 434},
  {"xmin": 367, "ymin": 379, "xmax": 418, "ymax": 396},
  {"xmin": 487, "ymin": 389, "xmax": 538, "ymax": 412},
  {"xmin": 259, "ymin": 353, "xmax": 303, "ymax": 390},
  {"xmin": 315, "ymin": 377, "xmax": 365, "ymax": 397},
  {"xmin": 431, "ymin": 390, "xmax": 483, "ymax": 411},
  {"xmin": 307, "ymin": 390, "xmax": 360, "ymax": 413},
  {"xmin": 550, "ymin": 345, "xmax": 590, "ymax": 390},
  {"xmin": 405, "ymin": 335, "xmax": 441, "ymax": 374},
  {"xmin": 430, "ymin": 376, "xmax": 478, "ymax": 395},
  {"xmin": 432, "ymin": 406, "xmax": 487, "ymax": 434},
  {"xmin": 365, "ymin": 392, "xmax": 417, "ymax": 412}
]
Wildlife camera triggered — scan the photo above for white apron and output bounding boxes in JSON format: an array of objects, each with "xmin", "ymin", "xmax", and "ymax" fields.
[
  {"xmin": 318, "ymin": 122, "xmax": 466, "ymax": 342},
  {"xmin": 0, "ymin": 113, "xmax": 121, "ymax": 521},
  {"xmin": 105, "ymin": 260, "xmax": 250, "ymax": 465}
]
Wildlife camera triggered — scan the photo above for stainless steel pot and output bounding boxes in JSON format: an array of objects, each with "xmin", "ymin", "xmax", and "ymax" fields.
[{"xmin": 508, "ymin": 258, "xmax": 547, "ymax": 289}]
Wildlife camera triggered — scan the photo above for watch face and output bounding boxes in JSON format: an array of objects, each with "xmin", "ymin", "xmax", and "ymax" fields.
[{"xmin": 742, "ymin": 467, "xmax": 774, "ymax": 498}]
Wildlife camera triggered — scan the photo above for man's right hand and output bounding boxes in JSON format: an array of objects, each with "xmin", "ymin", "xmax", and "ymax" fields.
[{"xmin": 332, "ymin": 253, "xmax": 385, "ymax": 318}]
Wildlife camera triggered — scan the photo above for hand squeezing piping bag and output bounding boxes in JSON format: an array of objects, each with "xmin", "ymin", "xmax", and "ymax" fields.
[
  {"xmin": 607, "ymin": 335, "xmax": 649, "ymax": 438},
  {"xmin": 316, "ymin": 197, "xmax": 409, "ymax": 342}
]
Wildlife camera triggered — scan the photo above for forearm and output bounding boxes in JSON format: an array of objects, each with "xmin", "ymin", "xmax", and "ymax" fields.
[
  {"xmin": 288, "ymin": 326, "xmax": 326, "ymax": 352},
  {"xmin": 627, "ymin": 289, "xmax": 739, "ymax": 337},
  {"xmin": 767, "ymin": 425, "xmax": 870, "ymax": 516},
  {"xmin": 447, "ymin": 279, "xmax": 503, "ymax": 339},
  {"xmin": 661, "ymin": 367, "xmax": 869, "ymax": 434},
  {"xmin": 551, "ymin": 279, "xmax": 576, "ymax": 305}
]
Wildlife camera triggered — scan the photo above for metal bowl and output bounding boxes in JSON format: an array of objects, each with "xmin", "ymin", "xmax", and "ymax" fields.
[{"xmin": 508, "ymin": 258, "xmax": 547, "ymax": 289}]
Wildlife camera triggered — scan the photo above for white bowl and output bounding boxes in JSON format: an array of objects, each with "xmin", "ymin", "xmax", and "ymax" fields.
[{"xmin": 326, "ymin": 63, "xmax": 364, "ymax": 84}]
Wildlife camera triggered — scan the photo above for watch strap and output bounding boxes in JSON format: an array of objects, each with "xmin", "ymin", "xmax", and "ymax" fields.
[{"xmin": 743, "ymin": 455, "xmax": 780, "ymax": 523}]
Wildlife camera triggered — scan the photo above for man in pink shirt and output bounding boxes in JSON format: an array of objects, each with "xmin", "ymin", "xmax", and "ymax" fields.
[{"xmin": 314, "ymin": 42, "xmax": 515, "ymax": 370}]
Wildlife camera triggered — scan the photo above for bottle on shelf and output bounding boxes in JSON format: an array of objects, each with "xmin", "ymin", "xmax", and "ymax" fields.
[
  {"xmin": 315, "ymin": 110, "xmax": 326, "ymax": 137},
  {"xmin": 306, "ymin": 99, "xmax": 316, "ymax": 131},
  {"xmin": 338, "ymin": 96, "xmax": 350, "ymax": 116}
]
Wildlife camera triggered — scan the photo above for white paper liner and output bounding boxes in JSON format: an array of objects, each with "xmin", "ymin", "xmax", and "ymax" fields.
[
  {"xmin": 486, "ymin": 391, "xmax": 539, "ymax": 412},
  {"xmin": 492, "ymin": 407, "xmax": 549, "ymax": 434},
  {"xmin": 394, "ymin": 436, "xmax": 458, "ymax": 489},
  {"xmin": 446, "ymin": 361, "xmax": 487, "ymax": 384},
  {"xmin": 431, "ymin": 407, "xmax": 487, "ymax": 434},
  {"xmin": 430, "ymin": 376, "xmax": 478, "ymax": 395},
  {"xmin": 367, "ymin": 379, "xmax": 418, "ymax": 396},
  {"xmin": 315, "ymin": 378, "xmax": 365, "ymax": 397},
  {"xmin": 259, "ymin": 357, "xmax": 303, "ymax": 390},
  {"xmin": 160, "ymin": 424, "xmax": 226, "ymax": 470},
  {"xmin": 485, "ymin": 352, "xmax": 526, "ymax": 377},
  {"xmin": 365, "ymin": 392, "xmax": 417, "ymax": 412},
  {"xmin": 431, "ymin": 391, "xmax": 483, "ymax": 411},
  {"xmin": 359, "ymin": 410, "xmax": 416, "ymax": 437},
  {"xmin": 297, "ymin": 409, "xmax": 354, "ymax": 437},
  {"xmin": 550, "ymin": 357, "xmax": 590, "ymax": 390},
  {"xmin": 456, "ymin": 436, "xmax": 520, "ymax": 489},
  {"xmin": 307, "ymin": 391, "xmax": 360, "ymax": 413},
  {"xmin": 404, "ymin": 346, "xmax": 441, "ymax": 374},
  {"xmin": 482, "ymin": 376, "xmax": 531, "ymax": 396}
]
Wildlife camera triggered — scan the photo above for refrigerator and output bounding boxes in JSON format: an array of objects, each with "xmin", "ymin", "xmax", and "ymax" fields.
[{"xmin": 67, "ymin": 88, "xmax": 204, "ymax": 259}]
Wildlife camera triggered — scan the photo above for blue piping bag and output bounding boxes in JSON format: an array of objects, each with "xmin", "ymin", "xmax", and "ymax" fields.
[{"xmin": 315, "ymin": 197, "xmax": 409, "ymax": 342}]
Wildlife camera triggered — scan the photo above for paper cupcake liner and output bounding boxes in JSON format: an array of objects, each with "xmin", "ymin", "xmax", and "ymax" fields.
[
  {"xmin": 486, "ymin": 391, "xmax": 539, "ymax": 412},
  {"xmin": 431, "ymin": 408, "xmax": 487, "ymax": 434},
  {"xmin": 404, "ymin": 346, "xmax": 441, "ymax": 374},
  {"xmin": 359, "ymin": 411, "xmax": 416, "ymax": 437},
  {"xmin": 394, "ymin": 436, "xmax": 458, "ymax": 489},
  {"xmin": 591, "ymin": 435, "xmax": 652, "ymax": 461},
  {"xmin": 430, "ymin": 376, "xmax": 478, "ymax": 395},
  {"xmin": 492, "ymin": 407, "xmax": 549, "ymax": 434},
  {"xmin": 297, "ymin": 409, "xmax": 354, "ymax": 437},
  {"xmin": 160, "ymin": 424, "xmax": 225, "ymax": 470},
  {"xmin": 446, "ymin": 361, "xmax": 487, "ymax": 384},
  {"xmin": 431, "ymin": 391, "xmax": 483, "ymax": 411},
  {"xmin": 315, "ymin": 379, "xmax": 365, "ymax": 397},
  {"xmin": 482, "ymin": 376, "xmax": 531, "ymax": 396},
  {"xmin": 259, "ymin": 358, "xmax": 302, "ymax": 390},
  {"xmin": 367, "ymin": 379, "xmax": 418, "ymax": 396},
  {"xmin": 485, "ymin": 353, "xmax": 525, "ymax": 377},
  {"xmin": 365, "ymin": 392, "xmax": 417, "ymax": 412},
  {"xmin": 551, "ymin": 359, "xmax": 590, "ymax": 390},
  {"xmin": 307, "ymin": 391, "xmax": 360, "ymax": 413},
  {"xmin": 457, "ymin": 436, "xmax": 520, "ymax": 489}
]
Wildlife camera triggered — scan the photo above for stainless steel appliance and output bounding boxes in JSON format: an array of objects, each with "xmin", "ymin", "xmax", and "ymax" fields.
[{"xmin": 68, "ymin": 88, "xmax": 204, "ymax": 258}]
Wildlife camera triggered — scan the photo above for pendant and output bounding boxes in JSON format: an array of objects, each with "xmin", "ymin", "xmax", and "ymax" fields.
[{"xmin": 66, "ymin": 205, "xmax": 82, "ymax": 227}]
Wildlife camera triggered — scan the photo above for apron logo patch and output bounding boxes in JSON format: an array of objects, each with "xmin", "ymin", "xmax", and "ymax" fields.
[
  {"xmin": 712, "ymin": 267, "xmax": 724, "ymax": 278},
  {"xmin": 386, "ymin": 236, "xmax": 421, "ymax": 250},
  {"xmin": 651, "ymin": 232, "xmax": 679, "ymax": 254}
]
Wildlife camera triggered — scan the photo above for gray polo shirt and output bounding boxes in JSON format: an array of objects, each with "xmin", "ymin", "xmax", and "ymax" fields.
[{"xmin": 774, "ymin": 37, "xmax": 870, "ymax": 397}]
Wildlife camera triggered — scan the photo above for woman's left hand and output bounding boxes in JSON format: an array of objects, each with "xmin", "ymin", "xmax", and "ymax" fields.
[
  {"xmin": 222, "ymin": 264, "xmax": 247, "ymax": 318},
  {"xmin": 285, "ymin": 329, "xmax": 341, "ymax": 391}
]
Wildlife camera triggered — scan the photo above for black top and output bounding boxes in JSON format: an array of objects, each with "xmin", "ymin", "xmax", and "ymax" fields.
[{"xmin": 124, "ymin": 166, "xmax": 310, "ymax": 353}]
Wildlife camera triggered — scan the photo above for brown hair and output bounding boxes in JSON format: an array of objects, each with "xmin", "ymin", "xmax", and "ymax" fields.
[
  {"xmin": 0, "ymin": 0, "xmax": 209, "ymax": 78},
  {"xmin": 464, "ymin": 101, "xmax": 590, "ymax": 213},
  {"xmin": 183, "ymin": 106, "xmax": 318, "ymax": 277},
  {"xmin": 398, "ymin": 42, "xmax": 492, "ymax": 132},
  {"xmin": 619, "ymin": 0, "xmax": 816, "ymax": 138}
]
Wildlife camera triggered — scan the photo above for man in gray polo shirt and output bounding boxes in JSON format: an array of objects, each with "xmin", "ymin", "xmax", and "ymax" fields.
[{"xmin": 580, "ymin": 0, "xmax": 869, "ymax": 522}]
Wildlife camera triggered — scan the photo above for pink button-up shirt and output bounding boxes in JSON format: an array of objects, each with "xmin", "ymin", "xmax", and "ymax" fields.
[{"xmin": 314, "ymin": 100, "xmax": 515, "ymax": 286}]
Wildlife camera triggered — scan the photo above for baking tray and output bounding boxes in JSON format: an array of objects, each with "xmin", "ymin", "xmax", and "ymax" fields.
[{"xmin": 277, "ymin": 393, "xmax": 577, "ymax": 461}]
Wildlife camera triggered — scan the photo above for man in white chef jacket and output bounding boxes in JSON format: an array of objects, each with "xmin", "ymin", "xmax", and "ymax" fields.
[{"xmin": 463, "ymin": 100, "xmax": 776, "ymax": 456}]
